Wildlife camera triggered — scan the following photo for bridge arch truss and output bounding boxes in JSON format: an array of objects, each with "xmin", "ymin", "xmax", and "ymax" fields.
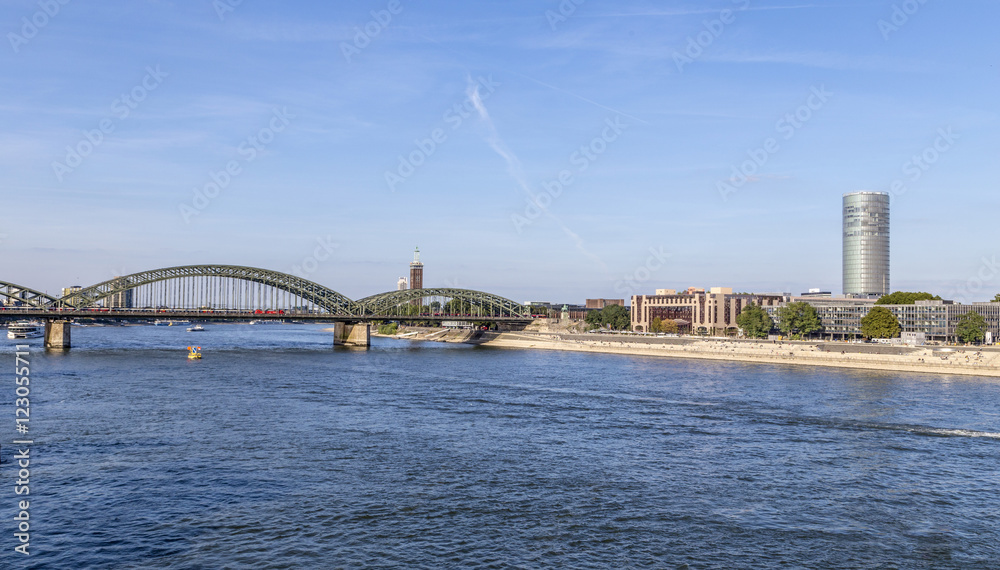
[
  {"xmin": 356, "ymin": 288, "xmax": 529, "ymax": 319},
  {"xmin": 0, "ymin": 281, "xmax": 61, "ymax": 308},
  {"xmin": 55, "ymin": 265, "xmax": 360, "ymax": 315}
]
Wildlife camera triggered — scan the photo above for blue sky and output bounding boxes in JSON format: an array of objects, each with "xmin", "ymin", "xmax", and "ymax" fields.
[{"xmin": 2, "ymin": 0, "xmax": 998, "ymax": 303}]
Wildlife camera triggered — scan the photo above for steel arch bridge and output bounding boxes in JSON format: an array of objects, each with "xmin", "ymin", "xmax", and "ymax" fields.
[
  {"xmin": 55, "ymin": 264, "xmax": 362, "ymax": 315},
  {"xmin": 357, "ymin": 288, "xmax": 529, "ymax": 318},
  {"xmin": 0, "ymin": 281, "xmax": 61, "ymax": 308},
  {"xmin": 2, "ymin": 264, "xmax": 530, "ymax": 320}
]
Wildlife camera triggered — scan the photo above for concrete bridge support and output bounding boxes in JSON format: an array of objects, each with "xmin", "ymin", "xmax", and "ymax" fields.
[
  {"xmin": 333, "ymin": 323, "xmax": 370, "ymax": 347},
  {"xmin": 45, "ymin": 320, "xmax": 71, "ymax": 349}
]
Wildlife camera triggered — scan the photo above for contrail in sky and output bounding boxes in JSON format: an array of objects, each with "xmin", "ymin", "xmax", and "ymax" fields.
[{"xmin": 466, "ymin": 78, "xmax": 608, "ymax": 274}]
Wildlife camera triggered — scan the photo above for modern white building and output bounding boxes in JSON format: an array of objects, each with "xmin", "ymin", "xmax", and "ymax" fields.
[
  {"xmin": 843, "ymin": 191, "xmax": 890, "ymax": 297},
  {"xmin": 764, "ymin": 297, "xmax": 1000, "ymax": 343}
]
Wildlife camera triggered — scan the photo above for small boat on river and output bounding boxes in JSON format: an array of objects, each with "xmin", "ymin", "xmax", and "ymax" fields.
[{"xmin": 7, "ymin": 322, "xmax": 43, "ymax": 339}]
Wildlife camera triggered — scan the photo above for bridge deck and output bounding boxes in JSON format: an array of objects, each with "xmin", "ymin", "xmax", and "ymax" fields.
[{"xmin": 0, "ymin": 308, "xmax": 532, "ymax": 324}]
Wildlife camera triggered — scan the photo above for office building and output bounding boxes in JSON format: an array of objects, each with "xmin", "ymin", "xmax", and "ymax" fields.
[
  {"xmin": 106, "ymin": 277, "xmax": 134, "ymax": 308},
  {"xmin": 397, "ymin": 277, "xmax": 407, "ymax": 291},
  {"xmin": 62, "ymin": 285, "xmax": 82, "ymax": 298},
  {"xmin": 801, "ymin": 289, "xmax": 832, "ymax": 298},
  {"xmin": 763, "ymin": 297, "xmax": 1000, "ymax": 343},
  {"xmin": 843, "ymin": 191, "xmax": 890, "ymax": 297},
  {"xmin": 631, "ymin": 287, "xmax": 785, "ymax": 335},
  {"xmin": 523, "ymin": 301, "xmax": 593, "ymax": 319},
  {"xmin": 586, "ymin": 299, "xmax": 625, "ymax": 309},
  {"xmin": 763, "ymin": 296, "xmax": 875, "ymax": 340}
]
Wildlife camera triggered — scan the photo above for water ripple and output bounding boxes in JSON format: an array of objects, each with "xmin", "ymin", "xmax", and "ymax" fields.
[{"xmin": 3, "ymin": 328, "xmax": 999, "ymax": 568}]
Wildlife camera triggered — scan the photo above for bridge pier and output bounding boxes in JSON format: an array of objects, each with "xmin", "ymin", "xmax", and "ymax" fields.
[
  {"xmin": 45, "ymin": 320, "xmax": 71, "ymax": 349},
  {"xmin": 333, "ymin": 323, "xmax": 370, "ymax": 347}
]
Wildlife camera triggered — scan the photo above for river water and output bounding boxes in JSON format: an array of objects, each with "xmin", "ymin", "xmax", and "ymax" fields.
[{"xmin": 2, "ymin": 324, "xmax": 998, "ymax": 568}]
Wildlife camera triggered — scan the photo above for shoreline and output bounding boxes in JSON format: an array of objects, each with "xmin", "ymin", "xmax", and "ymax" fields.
[{"xmin": 478, "ymin": 332, "xmax": 1000, "ymax": 378}]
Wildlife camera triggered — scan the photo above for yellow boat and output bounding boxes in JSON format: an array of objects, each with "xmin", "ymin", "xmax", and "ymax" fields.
[{"xmin": 187, "ymin": 346, "xmax": 202, "ymax": 360}]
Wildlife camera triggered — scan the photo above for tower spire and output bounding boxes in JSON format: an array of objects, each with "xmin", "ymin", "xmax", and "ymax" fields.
[{"xmin": 409, "ymin": 247, "xmax": 424, "ymax": 300}]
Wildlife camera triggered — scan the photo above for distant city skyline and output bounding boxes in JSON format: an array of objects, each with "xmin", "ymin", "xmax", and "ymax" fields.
[{"xmin": 2, "ymin": 1, "xmax": 998, "ymax": 303}]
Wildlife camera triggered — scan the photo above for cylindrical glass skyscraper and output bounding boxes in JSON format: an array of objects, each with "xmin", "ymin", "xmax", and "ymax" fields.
[{"xmin": 843, "ymin": 192, "xmax": 890, "ymax": 297}]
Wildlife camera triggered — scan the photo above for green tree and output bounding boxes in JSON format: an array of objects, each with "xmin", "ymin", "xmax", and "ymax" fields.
[
  {"xmin": 776, "ymin": 302, "xmax": 823, "ymax": 338},
  {"xmin": 584, "ymin": 305, "xmax": 633, "ymax": 331},
  {"xmin": 992, "ymin": 294, "xmax": 1000, "ymax": 303},
  {"xmin": 650, "ymin": 317, "xmax": 678, "ymax": 334},
  {"xmin": 860, "ymin": 306, "xmax": 901, "ymax": 339},
  {"xmin": 583, "ymin": 305, "xmax": 632, "ymax": 331},
  {"xmin": 955, "ymin": 311, "xmax": 987, "ymax": 344},
  {"xmin": 876, "ymin": 291, "xmax": 942, "ymax": 305},
  {"xmin": 585, "ymin": 309, "xmax": 602, "ymax": 327},
  {"xmin": 736, "ymin": 303, "xmax": 774, "ymax": 339},
  {"xmin": 602, "ymin": 304, "xmax": 631, "ymax": 330}
]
